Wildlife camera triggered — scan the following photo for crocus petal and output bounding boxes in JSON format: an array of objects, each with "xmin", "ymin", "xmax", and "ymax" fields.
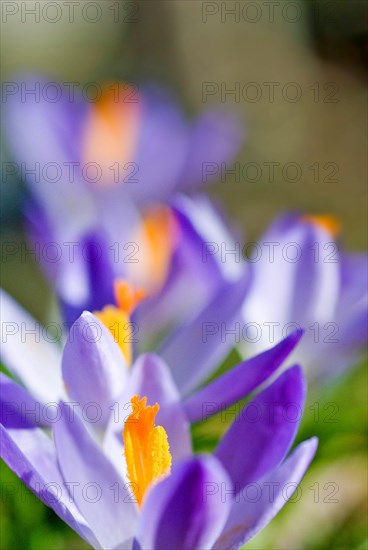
[
  {"xmin": 290, "ymin": 219, "xmax": 340, "ymax": 324},
  {"xmin": 159, "ymin": 276, "xmax": 250, "ymax": 395},
  {"xmin": 0, "ymin": 289, "xmax": 64, "ymax": 404},
  {"xmin": 124, "ymin": 85, "xmax": 188, "ymax": 205},
  {"xmin": 0, "ymin": 424, "xmax": 98, "ymax": 547},
  {"xmin": 62, "ymin": 312, "xmax": 128, "ymax": 426},
  {"xmin": 25, "ymin": 201, "xmax": 96, "ymax": 318},
  {"xmin": 54, "ymin": 402, "xmax": 138, "ymax": 549},
  {"xmin": 172, "ymin": 194, "xmax": 245, "ymax": 284},
  {"xmin": 339, "ymin": 252, "xmax": 368, "ymax": 307},
  {"xmin": 214, "ymin": 437, "xmax": 318, "ymax": 550},
  {"xmin": 241, "ymin": 213, "xmax": 341, "ymax": 361},
  {"xmin": 184, "ymin": 330, "xmax": 303, "ymax": 423},
  {"xmin": 58, "ymin": 230, "xmax": 116, "ymax": 326},
  {"xmin": 178, "ymin": 108, "xmax": 245, "ymax": 190},
  {"xmin": 3, "ymin": 75, "xmax": 96, "ymax": 241},
  {"xmin": 135, "ymin": 455, "xmax": 232, "ymax": 550},
  {"xmin": 0, "ymin": 372, "xmax": 50, "ymax": 428},
  {"xmin": 215, "ymin": 366, "xmax": 306, "ymax": 490},
  {"xmin": 104, "ymin": 353, "xmax": 191, "ymax": 471}
]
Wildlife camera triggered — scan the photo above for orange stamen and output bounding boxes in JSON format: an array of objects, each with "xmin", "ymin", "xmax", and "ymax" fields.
[
  {"xmin": 123, "ymin": 395, "xmax": 172, "ymax": 506},
  {"xmin": 114, "ymin": 279, "xmax": 146, "ymax": 315}
]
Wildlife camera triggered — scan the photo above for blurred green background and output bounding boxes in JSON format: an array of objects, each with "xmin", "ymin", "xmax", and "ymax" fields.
[{"xmin": 1, "ymin": 1, "xmax": 367, "ymax": 548}]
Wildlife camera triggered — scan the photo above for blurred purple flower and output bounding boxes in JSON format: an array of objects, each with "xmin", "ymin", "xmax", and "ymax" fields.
[{"xmin": 241, "ymin": 213, "xmax": 368, "ymax": 380}]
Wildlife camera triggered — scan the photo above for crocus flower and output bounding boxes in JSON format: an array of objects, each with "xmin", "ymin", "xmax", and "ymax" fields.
[
  {"xmin": 241, "ymin": 213, "xmax": 368, "ymax": 380},
  {"xmin": 1, "ymin": 302, "xmax": 317, "ymax": 549},
  {"xmin": 0, "ymin": 288, "xmax": 303, "ymax": 432},
  {"xmin": 2, "ymin": 75, "xmax": 245, "ymax": 332}
]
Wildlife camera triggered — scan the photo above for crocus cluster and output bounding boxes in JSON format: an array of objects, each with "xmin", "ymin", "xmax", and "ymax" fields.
[{"xmin": 1, "ymin": 74, "xmax": 366, "ymax": 548}]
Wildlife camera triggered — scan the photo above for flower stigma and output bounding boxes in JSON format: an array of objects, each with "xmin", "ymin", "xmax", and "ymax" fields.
[{"xmin": 123, "ymin": 395, "xmax": 172, "ymax": 507}]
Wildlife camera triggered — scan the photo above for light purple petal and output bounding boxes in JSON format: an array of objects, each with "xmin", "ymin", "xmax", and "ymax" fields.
[
  {"xmin": 62, "ymin": 312, "xmax": 128, "ymax": 426},
  {"xmin": 59, "ymin": 230, "xmax": 116, "ymax": 326},
  {"xmin": 136, "ymin": 455, "xmax": 232, "ymax": 550},
  {"xmin": 3, "ymin": 74, "xmax": 96, "ymax": 241},
  {"xmin": 214, "ymin": 437, "xmax": 318, "ymax": 549},
  {"xmin": 124, "ymin": 85, "xmax": 189, "ymax": 204},
  {"xmin": 53, "ymin": 402, "xmax": 138, "ymax": 549},
  {"xmin": 215, "ymin": 366, "xmax": 306, "ymax": 491},
  {"xmin": 339, "ymin": 252, "xmax": 368, "ymax": 306},
  {"xmin": 184, "ymin": 330, "xmax": 303, "ymax": 423},
  {"xmin": 0, "ymin": 372, "xmax": 50, "ymax": 428},
  {"xmin": 0, "ymin": 424, "xmax": 98, "ymax": 547},
  {"xmin": 159, "ymin": 276, "xmax": 250, "ymax": 395},
  {"xmin": 242, "ymin": 213, "xmax": 341, "ymax": 358},
  {"xmin": 178, "ymin": 108, "xmax": 245, "ymax": 190},
  {"xmin": 0, "ymin": 289, "xmax": 64, "ymax": 404}
]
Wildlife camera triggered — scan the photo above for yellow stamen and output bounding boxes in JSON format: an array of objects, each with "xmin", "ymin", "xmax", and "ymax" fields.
[
  {"xmin": 123, "ymin": 395, "xmax": 172, "ymax": 507},
  {"xmin": 114, "ymin": 279, "xmax": 146, "ymax": 315},
  {"xmin": 301, "ymin": 215, "xmax": 340, "ymax": 237},
  {"xmin": 94, "ymin": 306, "xmax": 132, "ymax": 365}
]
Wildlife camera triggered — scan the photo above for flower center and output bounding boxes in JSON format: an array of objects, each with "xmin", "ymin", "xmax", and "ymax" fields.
[
  {"xmin": 127, "ymin": 205, "xmax": 179, "ymax": 292},
  {"xmin": 301, "ymin": 215, "xmax": 340, "ymax": 237},
  {"xmin": 82, "ymin": 83, "xmax": 141, "ymax": 187},
  {"xmin": 94, "ymin": 280, "xmax": 145, "ymax": 365},
  {"xmin": 123, "ymin": 395, "xmax": 172, "ymax": 507}
]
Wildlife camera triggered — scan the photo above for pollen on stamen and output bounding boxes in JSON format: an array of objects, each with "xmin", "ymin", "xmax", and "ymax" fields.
[{"xmin": 123, "ymin": 395, "xmax": 172, "ymax": 507}]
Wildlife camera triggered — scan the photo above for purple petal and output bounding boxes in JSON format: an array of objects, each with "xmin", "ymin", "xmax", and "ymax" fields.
[
  {"xmin": 59, "ymin": 230, "xmax": 116, "ymax": 326},
  {"xmin": 242, "ymin": 213, "xmax": 341, "ymax": 357},
  {"xmin": 214, "ymin": 437, "xmax": 318, "ymax": 549},
  {"xmin": 54, "ymin": 402, "xmax": 138, "ymax": 549},
  {"xmin": 159, "ymin": 275, "xmax": 250, "ymax": 395},
  {"xmin": 179, "ymin": 108, "xmax": 245, "ymax": 190},
  {"xmin": 124, "ymin": 85, "xmax": 188, "ymax": 205},
  {"xmin": 0, "ymin": 372, "xmax": 50, "ymax": 428},
  {"xmin": 3, "ymin": 74, "xmax": 95, "ymax": 240},
  {"xmin": 184, "ymin": 330, "xmax": 303, "ymax": 423},
  {"xmin": 0, "ymin": 289, "xmax": 64, "ymax": 404},
  {"xmin": 0, "ymin": 424, "xmax": 97, "ymax": 547},
  {"xmin": 136, "ymin": 455, "xmax": 232, "ymax": 550},
  {"xmin": 215, "ymin": 366, "xmax": 306, "ymax": 490},
  {"xmin": 62, "ymin": 312, "xmax": 127, "ymax": 426},
  {"xmin": 339, "ymin": 252, "xmax": 368, "ymax": 305}
]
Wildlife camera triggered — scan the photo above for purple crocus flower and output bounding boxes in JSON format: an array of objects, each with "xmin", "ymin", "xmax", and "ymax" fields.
[
  {"xmin": 241, "ymin": 213, "xmax": 368, "ymax": 380},
  {"xmin": 1, "ymin": 288, "xmax": 303, "ymax": 431},
  {"xmin": 1, "ymin": 304, "xmax": 317, "ymax": 549},
  {"xmin": 2, "ymin": 75, "xmax": 245, "ymax": 331}
]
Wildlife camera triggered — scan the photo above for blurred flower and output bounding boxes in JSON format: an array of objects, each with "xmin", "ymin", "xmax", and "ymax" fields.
[
  {"xmin": 0, "ymin": 302, "xmax": 317, "ymax": 549},
  {"xmin": 3, "ymin": 75, "xmax": 246, "ymax": 341},
  {"xmin": 241, "ymin": 213, "xmax": 368, "ymax": 380}
]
